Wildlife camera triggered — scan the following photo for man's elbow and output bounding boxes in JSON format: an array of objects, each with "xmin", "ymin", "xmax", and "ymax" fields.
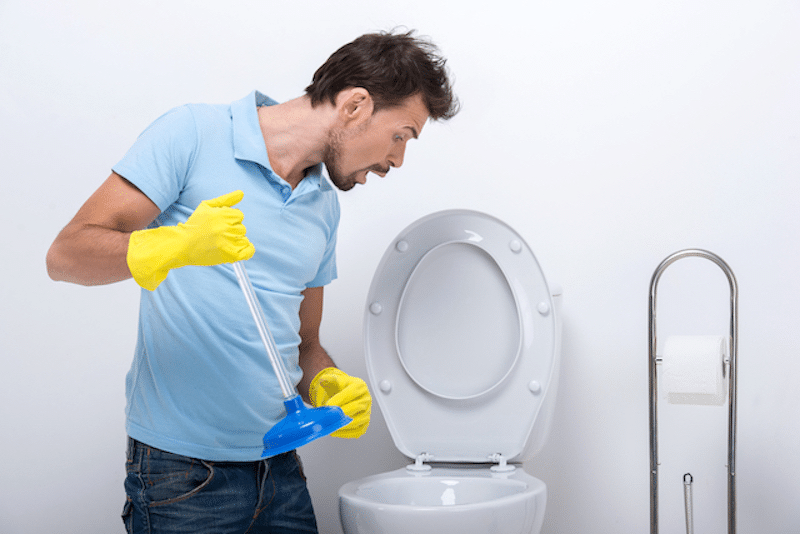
[
  {"xmin": 45, "ymin": 236, "xmax": 87, "ymax": 284},
  {"xmin": 45, "ymin": 240, "xmax": 73, "ymax": 283}
]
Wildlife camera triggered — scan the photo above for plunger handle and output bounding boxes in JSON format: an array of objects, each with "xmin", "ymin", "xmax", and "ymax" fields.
[{"xmin": 233, "ymin": 261, "xmax": 295, "ymax": 399}]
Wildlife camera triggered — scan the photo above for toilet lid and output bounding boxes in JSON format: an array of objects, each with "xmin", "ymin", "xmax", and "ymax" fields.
[{"xmin": 364, "ymin": 210, "xmax": 557, "ymax": 463}]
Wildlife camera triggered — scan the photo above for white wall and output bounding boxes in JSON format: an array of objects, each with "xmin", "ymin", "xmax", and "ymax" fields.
[{"xmin": 1, "ymin": 0, "xmax": 798, "ymax": 532}]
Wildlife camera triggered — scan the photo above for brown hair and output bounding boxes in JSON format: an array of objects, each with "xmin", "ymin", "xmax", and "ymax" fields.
[{"xmin": 305, "ymin": 30, "xmax": 459, "ymax": 121}]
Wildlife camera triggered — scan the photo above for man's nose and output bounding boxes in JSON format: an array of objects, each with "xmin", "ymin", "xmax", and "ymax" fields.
[{"xmin": 388, "ymin": 143, "xmax": 406, "ymax": 169}]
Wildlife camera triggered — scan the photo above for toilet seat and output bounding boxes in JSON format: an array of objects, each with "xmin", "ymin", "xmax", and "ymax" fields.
[{"xmin": 364, "ymin": 210, "xmax": 558, "ymax": 463}]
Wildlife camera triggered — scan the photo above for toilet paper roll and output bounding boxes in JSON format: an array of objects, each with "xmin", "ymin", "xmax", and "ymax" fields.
[{"xmin": 661, "ymin": 335, "xmax": 728, "ymax": 405}]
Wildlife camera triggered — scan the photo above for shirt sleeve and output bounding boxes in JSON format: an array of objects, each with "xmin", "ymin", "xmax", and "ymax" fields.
[
  {"xmin": 112, "ymin": 105, "xmax": 198, "ymax": 212},
  {"xmin": 307, "ymin": 191, "xmax": 340, "ymax": 288}
]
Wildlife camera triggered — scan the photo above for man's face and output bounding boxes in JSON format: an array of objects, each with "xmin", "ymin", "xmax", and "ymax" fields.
[{"xmin": 324, "ymin": 93, "xmax": 429, "ymax": 191}]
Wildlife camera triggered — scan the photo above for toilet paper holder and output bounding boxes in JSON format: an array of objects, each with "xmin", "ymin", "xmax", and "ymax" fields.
[
  {"xmin": 655, "ymin": 347, "xmax": 731, "ymax": 377},
  {"xmin": 648, "ymin": 249, "xmax": 738, "ymax": 534}
]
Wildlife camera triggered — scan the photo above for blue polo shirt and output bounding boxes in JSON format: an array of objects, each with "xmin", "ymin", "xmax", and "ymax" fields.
[{"xmin": 113, "ymin": 91, "xmax": 340, "ymax": 461}]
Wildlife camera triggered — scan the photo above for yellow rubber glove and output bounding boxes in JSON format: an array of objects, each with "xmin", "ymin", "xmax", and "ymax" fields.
[
  {"xmin": 309, "ymin": 368, "xmax": 372, "ymax": 438},
  {"xmin": 127, "ymin": 190, "xmax": 255, "ymax": 291}
]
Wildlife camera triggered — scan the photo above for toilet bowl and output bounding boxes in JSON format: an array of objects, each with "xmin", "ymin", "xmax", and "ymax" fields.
[
  {"xmin": 340, "ymin": 466, "xmax": 547, "ymax": 534},
  {"xmin": 339, "ymin": 210, "xmax": 561, "ymax": 534}
]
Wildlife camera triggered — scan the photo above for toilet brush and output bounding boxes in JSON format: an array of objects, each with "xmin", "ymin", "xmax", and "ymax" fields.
[{"xmin": 232, "ymin": 261, "xmax": 351, "ymax": 456}]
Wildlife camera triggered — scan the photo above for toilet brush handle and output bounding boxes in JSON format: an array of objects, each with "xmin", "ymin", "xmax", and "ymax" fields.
[{"xmin": 684, "ymin": 473, "xmax": 694, "ymax": 534}]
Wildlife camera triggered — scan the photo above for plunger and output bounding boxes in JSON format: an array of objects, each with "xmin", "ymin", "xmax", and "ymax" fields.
[{"xmin": 233, "ymin": 261, "xmax": 351, "ymax": 457}]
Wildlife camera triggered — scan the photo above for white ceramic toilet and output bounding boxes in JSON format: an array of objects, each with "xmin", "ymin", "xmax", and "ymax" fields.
[{"xmin": 339, "ymin": 210, "xmax": 562, "ymax": 534}]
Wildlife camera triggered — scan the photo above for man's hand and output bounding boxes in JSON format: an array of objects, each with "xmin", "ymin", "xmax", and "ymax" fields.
[
  {"xmin": 309, "ymin": 368, "xmax": 371, "ymax": 438},
  {"xmin": 127, "ymin": 190, "xmax": 255, "ymax": 291}
]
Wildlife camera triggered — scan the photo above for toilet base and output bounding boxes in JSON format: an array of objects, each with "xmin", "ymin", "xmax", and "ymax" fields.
[{"xmin": 339, "ymin": 465, "xmax": 547, "ymax": 534}]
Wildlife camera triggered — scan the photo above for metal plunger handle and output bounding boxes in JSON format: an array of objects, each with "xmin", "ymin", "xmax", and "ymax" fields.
[{"xmin": 233, "ymin": 261, "xmax": 295, "ymax": 399}]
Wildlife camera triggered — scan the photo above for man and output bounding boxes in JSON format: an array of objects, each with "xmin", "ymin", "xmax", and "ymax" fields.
[{"xmin": 46, "ymin": 30, "xmax": 458, "ymax": 533}]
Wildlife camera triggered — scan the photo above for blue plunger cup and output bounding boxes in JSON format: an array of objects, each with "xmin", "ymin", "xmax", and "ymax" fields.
[{"xmin": 232, "ymin": 262, "xmax": 351, "ymax": 457}]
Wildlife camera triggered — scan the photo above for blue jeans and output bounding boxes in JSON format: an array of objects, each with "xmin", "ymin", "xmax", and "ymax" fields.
[{"xmin": 122, "ymin": 438, "xmax": 318, "ymax": 534}]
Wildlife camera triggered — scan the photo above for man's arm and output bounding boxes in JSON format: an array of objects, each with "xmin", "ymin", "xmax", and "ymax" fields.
[
  {"xmin": 297, "ymin": 285, "xmax": 372, "ymax": 438},
  {"xmin": 296, "ymin": 286, "xmax": 337, "ymax": 403},
  {"xmin": 46, "ymin": 172, "xmax": 161, "ymax": 286}
]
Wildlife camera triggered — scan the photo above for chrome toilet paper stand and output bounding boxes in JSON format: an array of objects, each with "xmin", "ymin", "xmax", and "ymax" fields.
[{"xmin": 648, "ymin": 249, "xmax": 738, "ymax": 534}]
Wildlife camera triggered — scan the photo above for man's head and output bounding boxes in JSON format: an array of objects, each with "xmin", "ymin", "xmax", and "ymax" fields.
[
  {"xmin": 306, "ymin": 29, "xmax": 459, "ymax": 122},
  {"xmin": 308, "ymin": 30, "xmax": 459, "ymax": 190},
  {"xmin": 321, "ymin": 90, "xmax": 429, "ymax": 191}
]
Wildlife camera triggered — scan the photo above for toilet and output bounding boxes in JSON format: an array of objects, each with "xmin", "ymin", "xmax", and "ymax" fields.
[{"xmin": 339, "ymin": 210, "xmax": 562, "ymax": 534}]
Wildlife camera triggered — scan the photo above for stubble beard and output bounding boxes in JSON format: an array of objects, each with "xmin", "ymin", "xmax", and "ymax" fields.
[
  {"xmin": 322, "ymin": 124, "xmax": 391, "ymax": 192},
  {"xmin": 323, "ymin": 128, "xmax": 359, "ymax": 192}
]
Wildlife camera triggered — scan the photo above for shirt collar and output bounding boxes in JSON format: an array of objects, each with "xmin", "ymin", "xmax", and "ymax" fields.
[{"xmin": 231, "ymin": 91, "xmax": 328, "ymax": 193}]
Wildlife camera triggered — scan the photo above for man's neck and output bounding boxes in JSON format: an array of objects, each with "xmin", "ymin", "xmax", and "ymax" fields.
[{"xmin": 257, "ymin": 95, "xmax": 334, "ymax": 189}]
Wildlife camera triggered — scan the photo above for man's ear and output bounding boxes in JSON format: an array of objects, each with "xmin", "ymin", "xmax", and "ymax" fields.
[{"xmin": 337, "ymin": 87, "xmax": 374, "ymax": 127}]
